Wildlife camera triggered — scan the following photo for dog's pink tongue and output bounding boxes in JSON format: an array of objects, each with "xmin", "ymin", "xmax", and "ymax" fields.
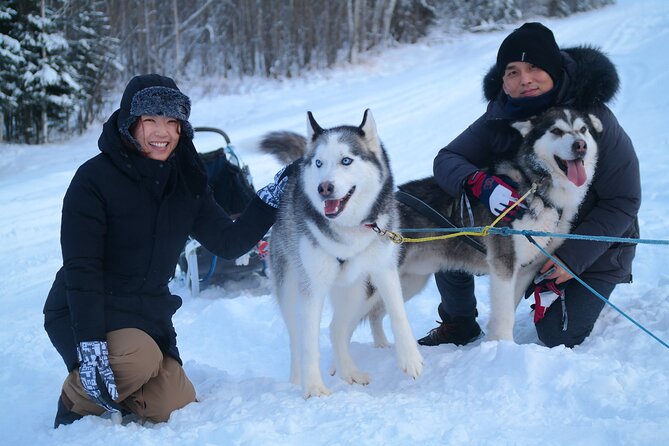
[
  {"xmin": 324, "ymin": 199, "xmax": 341, "ymax": 216},
  {"xmin": 567, "ymin": 159, "xmax": 587, "ymax": 187}
]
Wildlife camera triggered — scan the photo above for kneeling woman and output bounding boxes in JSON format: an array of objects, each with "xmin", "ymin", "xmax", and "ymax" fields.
[{"xmin": 44, "ymin": 74, "xmax": 290, "ymax": 427}]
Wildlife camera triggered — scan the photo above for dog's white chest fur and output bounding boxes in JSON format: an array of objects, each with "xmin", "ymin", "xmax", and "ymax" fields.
[{"xmin": 300, "ymin": 221, "xmax": 396, "ymax": 285}]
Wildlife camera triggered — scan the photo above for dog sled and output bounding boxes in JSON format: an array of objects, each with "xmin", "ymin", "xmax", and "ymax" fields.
[{"xmin": 171, "ymin": 127, "xmax": 268, "ymax": 297}]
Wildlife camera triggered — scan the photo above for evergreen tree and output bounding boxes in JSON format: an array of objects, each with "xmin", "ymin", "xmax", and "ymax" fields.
[
  {"xmin": 0, "ymin": 2, "xmax": 24, "ymax": 141},
  {"xmin": 12, "ymin": 0, "xmax": 78, "ymax": 143},
  {"xmin": 59, "ymin": 0, "xmax": 120, "ymax": 131}
]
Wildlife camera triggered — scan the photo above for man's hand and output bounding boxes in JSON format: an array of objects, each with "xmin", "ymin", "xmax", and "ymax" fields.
[
  {"xmin": 466, "ymin": 171, "xmax": 526, "ymax": 222},
  {"xmin": 539, "ymin": 257, "xmax": 573, "ymax": 285}
]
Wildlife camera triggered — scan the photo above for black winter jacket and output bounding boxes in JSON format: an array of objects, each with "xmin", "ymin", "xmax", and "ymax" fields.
[
  {"xmin": 433, "ymin": 47, "xmax": 641, "ymax": 283},
  {"xmin": 44, "ymin": 110, "xmax": 276, "ymax": 372}
]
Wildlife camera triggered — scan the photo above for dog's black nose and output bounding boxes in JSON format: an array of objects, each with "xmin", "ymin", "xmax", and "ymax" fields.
[
  {"xmin": 318, "ymin": 181, "xmax": 334, "ymax": 197},
  {"xmin": 573, "ymin": 139, "xmax": 587, "ymax": 153}
]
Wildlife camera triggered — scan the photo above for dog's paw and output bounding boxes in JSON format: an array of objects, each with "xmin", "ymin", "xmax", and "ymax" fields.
[
  {"xmin": 371, "ymin": 330, "xmax": 391, "ymax": 348},
  {"xmin": 340, "ymin": 369, "xmax": 371, "ymax": 386},
  {"xmin": 303, "ymin": 382, "xmax": 332, "ymax": 399},
  {"xmin": 397, "ymin": 346, "xmax": 424, "ymax": 379},
  {"xmin": 486, "ymin": 333, "xmax": 513, "ymax": 342},
  {"xmin": 486, "ymin": 324, "xmax": 513, "ymax": 342},
  {"xmin": 373, "ymin": 339, "xmax": 392, "ymax": 348}
]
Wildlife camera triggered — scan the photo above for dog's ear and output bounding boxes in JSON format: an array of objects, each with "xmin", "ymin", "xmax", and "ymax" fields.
[
  {"xmin": 359, "ymin": 109, "xmax": 380, "ymax": 149},
  {"xmin": 307, "ymin": 111, "xmax": 324, "ymax": 141},
  {"xmin": 359, "ymin": 108, "xmax": 372, "ymax": 129},
  {"xmin": 511, "ymin": 120, "xmax": 532, "ymax": 137},
  {"xmin": 587, "ymin": 114, "xmax": 604, "ymax": 134}
]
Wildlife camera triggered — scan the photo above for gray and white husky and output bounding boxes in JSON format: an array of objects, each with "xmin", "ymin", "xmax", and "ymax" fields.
[
  {"xmin": 268, "ymin": 109, "xmax": 423, "ymax": 398},
  {"xmin": 262, "ymin": 107, "xmax": 602, "ymax": 345}
]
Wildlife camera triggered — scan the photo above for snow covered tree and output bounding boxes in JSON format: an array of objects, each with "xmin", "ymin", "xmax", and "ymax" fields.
[
  {"xmin": 58, "ymin": 0, "xmax": 120, "ymax": 131},
  {"xmin": 9, "ymin": 0, "xmax": 79, "ymax": 143},
  {"xmin": 0, "ymin": 2, "xmax": 25, "ymax": 142}
]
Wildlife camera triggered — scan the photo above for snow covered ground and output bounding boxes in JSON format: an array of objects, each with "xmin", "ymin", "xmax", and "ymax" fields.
[{"xmin": 2, "ymin": 0, "xmax": 669, "ymax": 444}]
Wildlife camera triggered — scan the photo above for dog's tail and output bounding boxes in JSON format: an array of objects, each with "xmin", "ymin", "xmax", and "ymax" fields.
[{"xmin": 259, "ymin": 131, "xmax": 307, "ymax": 164}]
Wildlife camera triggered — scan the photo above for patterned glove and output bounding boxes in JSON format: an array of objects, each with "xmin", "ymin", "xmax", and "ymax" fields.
[
  {"xmin": 466, "ymin": 171, "xmax": 526, "ymax": 222},
  {"xmin": 257, "ymin": 160, "xmax": 298, "ymax": 208},
  {"xmin": 77, "ymin": 341, "xmax": 121, "ymax": 413}
]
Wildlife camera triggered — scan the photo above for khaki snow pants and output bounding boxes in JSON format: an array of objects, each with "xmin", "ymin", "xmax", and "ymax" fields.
[{"xmin": 61, "ymin": 328, "xmax": 196, "ymax": 422}]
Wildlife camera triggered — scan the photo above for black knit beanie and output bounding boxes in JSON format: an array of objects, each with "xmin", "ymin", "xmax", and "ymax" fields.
[
  {"xmin": 496, "ymin": 22, "xmax": 562, "ymax": 83},
  {"xmin": 118, "ymin": 74, "xmax": 194, "ymax": 151}
]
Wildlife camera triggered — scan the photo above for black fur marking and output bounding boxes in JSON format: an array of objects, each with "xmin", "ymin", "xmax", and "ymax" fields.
[
  {"xmin": 337, "ymin": 132, "xmax": 384, "ymax": 171},
  {"xmin": 308, "ymin": 111, "xmax": 325, "ymax": 139},
  {"xmin": 365, "ymin": 280, "xmax": 376, "ymax": 299},
  {"xmin": 363, "ymin": 174, "xmax": 395, "ymax": 225}
]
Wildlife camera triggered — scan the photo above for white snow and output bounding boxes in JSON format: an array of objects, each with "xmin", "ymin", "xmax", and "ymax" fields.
[{"xmin": 1, "ymin": 0, "xmax": 669, "ymax": 444}]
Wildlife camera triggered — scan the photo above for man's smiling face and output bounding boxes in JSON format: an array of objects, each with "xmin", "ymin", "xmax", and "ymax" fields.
[{"xmin": 502, "ymin": 61, "xmax": 554, "ymax": 98}]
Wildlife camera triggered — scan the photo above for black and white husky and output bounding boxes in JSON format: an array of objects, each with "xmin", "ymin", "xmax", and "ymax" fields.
[
  {"xmin": 262, "ymin": 107, "xmax": 602, "ymax": 346},
  {"xmin": 268, "ymin": 109, "xmax": 423, "ymax": 398}
]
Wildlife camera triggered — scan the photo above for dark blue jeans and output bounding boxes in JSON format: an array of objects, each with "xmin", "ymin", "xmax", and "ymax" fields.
[{"xmin": 434, "ymin": 270, "xmax": 616, "ymax": 347}]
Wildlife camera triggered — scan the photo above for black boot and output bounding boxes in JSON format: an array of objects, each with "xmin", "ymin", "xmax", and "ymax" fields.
[
  {"xmin": 54, "ymin": 393, "xmax": 83, "ymax": 429},
  {"xmin": 417, "ymin": 316, "xmax": 483, "ymax": 346}
]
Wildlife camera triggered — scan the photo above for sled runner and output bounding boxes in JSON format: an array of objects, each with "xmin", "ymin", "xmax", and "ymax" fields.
[{"xmin": 172, "ymin": 127, "xmax": 268, "ymax": 297}]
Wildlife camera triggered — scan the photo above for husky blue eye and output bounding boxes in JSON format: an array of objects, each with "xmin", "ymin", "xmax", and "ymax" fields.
[
  {"xmin": 341, "ymin": 157, "xmax": 353, "ymax": 166},
  {"xmin": 315, "ymin": 159, "xmax": 322, "ymax": 168}
]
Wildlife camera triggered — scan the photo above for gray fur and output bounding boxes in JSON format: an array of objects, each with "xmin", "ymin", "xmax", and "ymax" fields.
[{"xmin": 260, "ymin": 131, "xmax": 308, "ymax": 164}]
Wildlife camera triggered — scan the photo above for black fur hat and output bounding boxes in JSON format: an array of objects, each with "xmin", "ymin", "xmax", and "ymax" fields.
[
  {"xmin": 118, "ymin": 74, "xmax": 193, "ymax": 151},
  {"xmin": 496, "ymin": 22, "xmax": 562, "ymax": 83}
]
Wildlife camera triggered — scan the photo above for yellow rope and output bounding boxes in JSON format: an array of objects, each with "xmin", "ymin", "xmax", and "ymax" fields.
[{"xmin": 378, "ymin": 183, "xmax": 538, "ymax": 245}]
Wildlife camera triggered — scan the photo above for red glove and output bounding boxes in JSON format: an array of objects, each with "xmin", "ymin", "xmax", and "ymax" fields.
[
  {"xmin": 531, "ymin": 278, "xmax": 565, "ymax": 324},
  {"xmin": 466, "ymin": 171, "xmax": 526, "ymax": 222},
  {"xmin": 257, "ymin": 239, "xmax": 269, "ymax": 260}
]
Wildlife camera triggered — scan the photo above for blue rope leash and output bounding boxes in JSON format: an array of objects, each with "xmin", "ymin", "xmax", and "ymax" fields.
[
  {"xmin": 396, "ymin": 225, "xmax": 669, "ymax": 348},
  {"xmin": 397, "ymin": 224, "xmax": 669, "ymax": 349},
  {"xmin": 524, "ymin": 235, "xmax": 669, "ymax": 350}
]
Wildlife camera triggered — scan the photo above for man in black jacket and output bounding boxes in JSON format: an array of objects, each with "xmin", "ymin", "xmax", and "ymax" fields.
[
  {"xmin": 45, "ymin": 74, "xmax": 290, "ymax": 427},
  {"xmin": 418, "ymin": 23, "xmax": 640, "ymax": 349}
]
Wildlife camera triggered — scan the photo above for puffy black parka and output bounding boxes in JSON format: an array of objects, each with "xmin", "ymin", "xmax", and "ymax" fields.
[
  {"xmin": 433, "ymin": 47, "xmax": 641, "ymax": 283},
  {"xmin": 44, "ymin": 76, "xmax": 276, "ymax": 371}
]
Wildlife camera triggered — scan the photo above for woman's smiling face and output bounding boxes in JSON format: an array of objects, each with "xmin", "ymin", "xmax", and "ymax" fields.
[{"xmin": 132, "ymin": 115, "xmax": 181, "ymax": 161}]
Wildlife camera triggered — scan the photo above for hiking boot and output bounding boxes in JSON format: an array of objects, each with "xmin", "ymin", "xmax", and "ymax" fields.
[
  {"xmin": 54, "ymin": 393, "xmax": 83, "ymax": 429},
  {"xmin": 417, "ymin": 317, "xmax": 483, "ymax": 346}
]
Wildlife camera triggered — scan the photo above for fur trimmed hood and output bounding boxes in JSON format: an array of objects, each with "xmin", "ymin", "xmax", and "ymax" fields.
[{"xmin": 483, "ymin": 46, "xmax": 620, "ymax": 110}]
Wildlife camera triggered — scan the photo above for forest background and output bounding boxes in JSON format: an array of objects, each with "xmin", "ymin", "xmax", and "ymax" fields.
[{"xmin": 1, "ymin": 0, "xmax": 611, "ymax": 144}]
